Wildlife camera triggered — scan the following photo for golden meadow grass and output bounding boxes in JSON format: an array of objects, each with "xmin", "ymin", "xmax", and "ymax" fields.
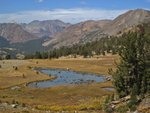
[{"xmin": 0, "ymin": 55, "xmax": 118, "ymax": 111}]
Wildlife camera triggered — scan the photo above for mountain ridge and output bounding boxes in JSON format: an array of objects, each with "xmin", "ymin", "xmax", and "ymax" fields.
[
  {"xmin": 43, "ymin": 19, "xmax": 111, "ymax": 47},
  {"xmin": 43, "ymin": 9, "xmax": 150, "ymax": 48},
  {"xmin": 0, "ymin": 23, "xmax": 38, "ymax": 43},
  {"xmin": 21, "ymin": 19, "xmax": 71, "ymax": 38},
  {"xmin": 0, "ymin": 9, "xmax": 150, "ymax": 55},
  {"xmin": 0, "ymin": 20, "xmax": 71, "ymax": 44}
]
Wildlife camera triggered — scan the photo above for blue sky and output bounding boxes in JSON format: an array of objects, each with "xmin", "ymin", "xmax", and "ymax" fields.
[{"xmin": 0, "ymin": 0, "xmax": 150, "ymax": 23}]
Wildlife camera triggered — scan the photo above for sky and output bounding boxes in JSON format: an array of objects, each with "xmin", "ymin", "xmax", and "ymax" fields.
[{"xmin": 0, "ymin": 0, "xmax": 150, "ymax": 23}]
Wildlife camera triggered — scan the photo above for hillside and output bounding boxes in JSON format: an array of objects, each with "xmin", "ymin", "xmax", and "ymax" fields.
[
  {"xmin": 0, "ymin": 23, "xmax": 38, "ymax": 43},
  {"xmin": 43, "ymin": 9, "xmax": 150, "ymax": 48},
  {"xmin": 0, "ymin": 20, "xmax": 70, "ymax": 44},
  {"xmin": 11, "ymin": 38, "xmax": 47, "ymax": 54},
  {"xmin": 0, "ymin": 20, "xmax": 70, "ymax": 55},
  {"xmin": 103, "ymin": 9, "xmax": 150, "ymax": 35},
  {"xmin": 43, "ymin": 20, "xmax": 111, "ymax": 48},
  {"xmin": 0, "ymin": 36, "xmax": 10, "ymax": 48},
  {"xmin": 21, "ymin": 20, "xmax": 70, "ymax": 38}
]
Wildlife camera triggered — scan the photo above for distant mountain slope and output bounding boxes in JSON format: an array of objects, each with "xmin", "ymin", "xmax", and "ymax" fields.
[
  {"xmin": 43, "ymin": 9, "xmax": 150, "ymax": 48},
  {"xmin": 43, "ymin": 20, "xmax": 111, "ymax": 48},
  {"xmin": 0, "ymin": 23, "xmax": 38, "ymax": 43},
  {"xmin": 0, "ymin": 36, "xmax": 10, "ymax": 47},
  {"xmin": 103, "ymin": 9, "xmax": 150, "ymax": 35},
  {"xmin": 21, "ymin": 20, "xmax": 70, "ymax": 38},
  {"xmin": 0, "ymin": 37, "xmax": 47, "ymax": 58},
  {"xmin": 11, "ymin": 38, "xmax": 47, "ymax": 54},
  {"xmin": 1, "ymin": 9, "xmax": 150, "ymax": 55},
  {"xmin": 0, "ymin": 20, "xmax": 70, "ymax": 44}
]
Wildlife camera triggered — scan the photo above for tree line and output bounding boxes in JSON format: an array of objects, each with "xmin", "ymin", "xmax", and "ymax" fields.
[
  {"xmin": 25, "ymin": 35, "xmax": 122, "ymax": 59},
  {"xmin": 26, "ymin": 24, "xmax": 150, "ymax": 60}
]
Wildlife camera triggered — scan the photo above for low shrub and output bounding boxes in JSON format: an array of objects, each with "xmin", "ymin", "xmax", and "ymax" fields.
[
  {"xmin": 22, "ymin": 103, "xmax": 26, "ymax": 107},
  {"xmin": 116, "ymin": 104, "xmax": 129, "ymax": 113},
  {"xmin": 102, "ymin": 95, "xmax": 114, "ymax": 113}
]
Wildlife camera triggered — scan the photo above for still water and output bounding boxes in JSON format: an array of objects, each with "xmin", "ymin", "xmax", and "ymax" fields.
[{"xmin": 28, "ymin": 68, "xmax": 106, "ymax": 88}]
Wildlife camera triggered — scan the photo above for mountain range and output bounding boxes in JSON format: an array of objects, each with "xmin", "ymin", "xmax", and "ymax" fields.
[
  {"xmin": 0, "ymin": 9, "xmax": 150, "ymax": 56},
  {"xmin": 0, "ymin": 20, "xmax": 70, "ymax": 44},
  {"xmin": 43, "ymin": 9, "xmax": 150, "ymax": 48},
  {"xmin": 21, "ymin": 20, "xmax": 70, "ymax": 38},
  {"xmin": 43, "ymin": 20, "xmax": 111, "ymax": 48}
]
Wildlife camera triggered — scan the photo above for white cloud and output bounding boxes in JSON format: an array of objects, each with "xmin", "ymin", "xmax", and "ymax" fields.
[{"xmin": 0, "ymin": 8, "xmax": 128, "ymax": 24}]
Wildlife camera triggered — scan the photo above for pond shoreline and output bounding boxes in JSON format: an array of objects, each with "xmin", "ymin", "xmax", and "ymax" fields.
[
  {"xmin": 27, "ymin": 67, "xmax": 108, "ymax": 88},
  {"xmin": 33, "ymin": 67, "xmax": 106, "ymax": 77}
]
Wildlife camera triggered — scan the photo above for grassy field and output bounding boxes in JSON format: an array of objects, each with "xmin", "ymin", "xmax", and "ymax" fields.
[
  {"xmin": 0, "ymin": 55, "xmax": 118, "ymax": 112},
  {"xmin": 0, "ymin": 60, "xmax": 54, "ymax": 89}
]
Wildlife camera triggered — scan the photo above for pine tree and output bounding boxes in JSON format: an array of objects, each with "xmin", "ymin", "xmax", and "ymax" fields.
[{"xmin": 112, "ymin": 26, "xmax": 149, "ymax": 98}]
